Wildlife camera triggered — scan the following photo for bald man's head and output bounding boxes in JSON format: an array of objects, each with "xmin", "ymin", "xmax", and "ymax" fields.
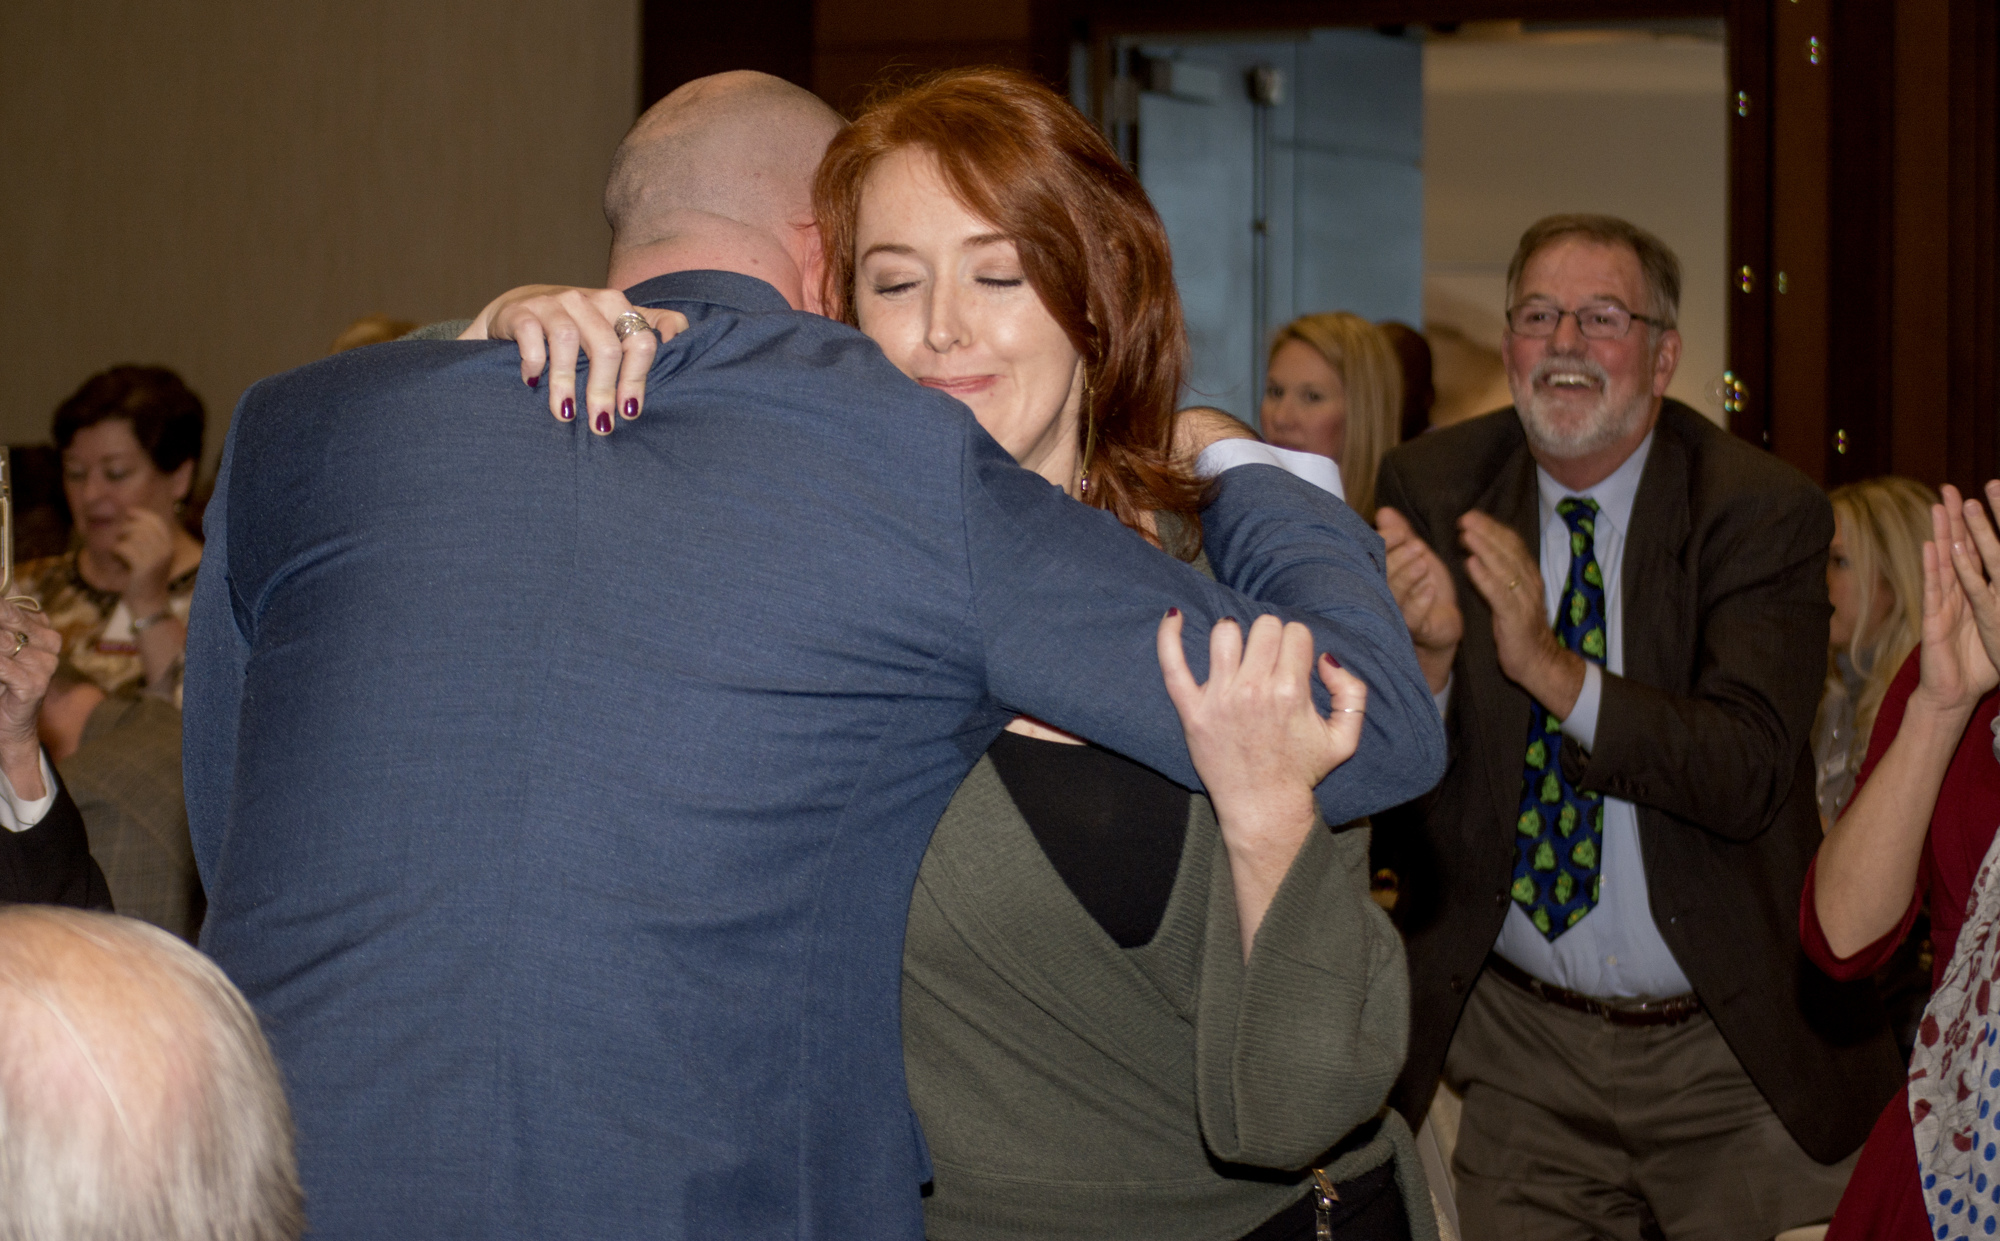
[
  {"xmin": 604, "ymin": 71, "xmax": 843, "ymax": 264},
  {"xmin": 0, "ymin": 908, "xmax": 302, "ymax": 1241}
]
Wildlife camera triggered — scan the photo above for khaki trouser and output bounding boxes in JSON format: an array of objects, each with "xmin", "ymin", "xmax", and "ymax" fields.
[{"xmin": 1443, "ymin": 968, "xmax": 1856, "ymax": 1240}]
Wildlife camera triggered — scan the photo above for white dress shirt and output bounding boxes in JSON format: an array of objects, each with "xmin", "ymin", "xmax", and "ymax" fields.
[
  {"xmin": 1195, "ymin": 439, "xmax": 1346, "ymax": 501},
  {"xmin": 1482, "ymin": 432, "xmax": 1693, "ymax": 999}
]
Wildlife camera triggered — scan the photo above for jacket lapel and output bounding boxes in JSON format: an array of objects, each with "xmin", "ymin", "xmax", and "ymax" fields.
[{"xmin": 1621, "ymin": 408, "xmax": 1693, "ymax": 694}]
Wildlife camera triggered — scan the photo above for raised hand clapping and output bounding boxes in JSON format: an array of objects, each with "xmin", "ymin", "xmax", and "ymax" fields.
[{"xmin": 1940, "ymin": 481, "xmax": 2000, "ymax": 682}]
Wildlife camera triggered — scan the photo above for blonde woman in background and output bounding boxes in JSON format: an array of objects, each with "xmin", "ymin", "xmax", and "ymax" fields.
[
  {"xmin": 1815, "ymin": 476, "xmax": 1938, "ymax": 828},
  {"xmin": 1259, "ymin": 313, "xmax": 1402, "ymax": 521}
]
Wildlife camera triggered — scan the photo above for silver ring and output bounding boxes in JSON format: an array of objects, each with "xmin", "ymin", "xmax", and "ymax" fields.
[
  {"xmin": 611, "ymin": 311, "xmax": 653, "ymax": 341},
  {"xmin": 1333, "ymin": 707, "xmax": 1364, "ymax": 714},
  {"xmin": 9, "ymin": 632, "xmax": 26, "ymax": 658}
]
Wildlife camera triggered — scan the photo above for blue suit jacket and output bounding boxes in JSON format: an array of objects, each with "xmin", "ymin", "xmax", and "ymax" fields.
[{"xmin": 184, "ymin": 271, "xmax": 1443, "ymax": 1240}]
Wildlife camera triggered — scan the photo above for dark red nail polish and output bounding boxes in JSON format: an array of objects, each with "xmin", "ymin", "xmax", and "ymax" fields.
[
  {"xmin": 1326, "ymin": 654, "xmax": 1342, "ymax": 668},
  {"xmin": 527, "ymin": 375, "xmax": 539, "ymax": 389},
  {"xmin": 594, "ymin": 410, "xmax": 612, "ymax": 434},
  {"xmin": 1165, "ymin": 607, "xmax": 1180, "ymax": 618},
  {"xmin": 559, "ymin": 397, "xmax": 574, "ymax": 421},
  {"xmin": 623, "ymin": 398, "xmax": 638, "ymax": 419}
]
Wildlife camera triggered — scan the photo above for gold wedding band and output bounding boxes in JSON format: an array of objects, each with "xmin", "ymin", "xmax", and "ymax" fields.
[
  {"xmin": 9, "ymin": 632, "xmax": 27, "ymax": 658},
  {"xmin": 1333, "ymin": 707, "xmax": 1364, "ymax": 714}
]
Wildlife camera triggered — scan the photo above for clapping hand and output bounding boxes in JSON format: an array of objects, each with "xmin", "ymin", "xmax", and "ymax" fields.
[
  {"xmin": 1941, "ymin": 482, "xmax": 2000, "ymax": 683},
  {"xmin": 1375, "ymin": 506, "xmax": 1461, "ymax": 693},
  {"xmin": 1458, "ymin": 510, "xmax": 1585, "ymax": 718}
]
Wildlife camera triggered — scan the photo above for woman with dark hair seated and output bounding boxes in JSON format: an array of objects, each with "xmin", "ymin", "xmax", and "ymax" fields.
[
  {"xmin": 23, "ymin": 365, "xmax": 205, "ymax": 705},
  {"xmin": 468, "ymin": 68, "xmax": 1435, "ymax": 1241}
]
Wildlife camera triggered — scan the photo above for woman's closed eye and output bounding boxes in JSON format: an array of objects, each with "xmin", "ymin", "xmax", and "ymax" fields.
[{"xmin": 871, "ymin": 279, "xmax": 921, "ymax": 297}]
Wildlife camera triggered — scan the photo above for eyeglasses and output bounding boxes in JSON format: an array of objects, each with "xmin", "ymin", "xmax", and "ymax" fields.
[{"xmin": 1505, "ymin": 302, "xmax": 1666, "ymax": 340}]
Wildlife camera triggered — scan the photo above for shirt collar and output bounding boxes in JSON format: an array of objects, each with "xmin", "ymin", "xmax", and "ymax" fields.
[
  {"xmin": 1535, "ymin": 429, "xmax": 1654, "ymax": 538},
  {"xmin": 622, "ymin": 270, "xmax": 796, "ymax": 316}
]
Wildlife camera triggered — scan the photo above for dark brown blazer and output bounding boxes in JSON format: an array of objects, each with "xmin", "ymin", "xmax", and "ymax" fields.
[{"xmin": 1373, "ymin": 399, "xmax": 1902, "ymax": 1164}]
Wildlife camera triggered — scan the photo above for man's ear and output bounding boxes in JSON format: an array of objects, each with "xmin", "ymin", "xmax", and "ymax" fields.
[
  {"xmin": 792, "ymin": 219, "xmax": 829, "ymax": 318},
  {"xmin": 1651, "ymin": 327, "xmax": 1683, "ymax": 398}
]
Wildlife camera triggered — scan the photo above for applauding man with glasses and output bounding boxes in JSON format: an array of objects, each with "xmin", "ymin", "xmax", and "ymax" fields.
[{"xmin": 1370, "ymin": 214, "xmax": 1899, "ymax": 1240}]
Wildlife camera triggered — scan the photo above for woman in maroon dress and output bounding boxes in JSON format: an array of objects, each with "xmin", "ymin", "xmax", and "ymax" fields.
[{"xmin": 1805, "ymin": 482, "xmax": 2000, "ymax": 1239}]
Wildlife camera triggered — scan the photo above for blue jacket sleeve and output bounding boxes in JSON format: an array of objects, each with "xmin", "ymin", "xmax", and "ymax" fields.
[
  {"xmin": 182, "ymin": 423, "xmax": 247, "ymax": 887},
  {"xmin": 963, "ymin": 433, "xmax": 1444, "ymax": 828},
  {"xmin": 1199, "ymin": 464, "xmax": 1447, "ymax": 823}
]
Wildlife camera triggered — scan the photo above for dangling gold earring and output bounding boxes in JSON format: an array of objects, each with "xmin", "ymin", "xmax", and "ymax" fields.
[{"xmin": 1077, "ymin": 370, "xmax": 1097, "ymax": 501}]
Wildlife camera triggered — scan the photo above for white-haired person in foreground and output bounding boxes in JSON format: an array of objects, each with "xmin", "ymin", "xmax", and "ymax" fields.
[{"xmin": 0, "ymin": 905, "xmax": 302, "ymax": 1240}]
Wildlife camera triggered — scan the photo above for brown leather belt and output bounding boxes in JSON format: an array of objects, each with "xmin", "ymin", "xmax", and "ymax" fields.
[{"xmin": 1485, "ymin": 954, "xmax": 1703, "ymax": 1027}]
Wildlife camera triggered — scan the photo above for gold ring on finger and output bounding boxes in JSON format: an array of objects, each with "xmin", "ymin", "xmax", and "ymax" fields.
[
  {"xmin": 1506, "ymin": 578, "xmax": 1521, "ymax": 592},
  {"xmin": 10, "ymin": 632, "xmax": 27, "ymax": 658}
]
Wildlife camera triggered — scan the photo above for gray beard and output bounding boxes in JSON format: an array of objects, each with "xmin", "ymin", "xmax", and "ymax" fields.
[{"xmin": 1512, "ymin": 363, "xmax": 1651, "ymax": 460}]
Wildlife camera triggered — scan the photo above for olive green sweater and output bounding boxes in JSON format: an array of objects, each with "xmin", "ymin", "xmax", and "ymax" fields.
[{"xmin": 902, "ymin": 757, "xmax": 1438, "ymax": 1240}]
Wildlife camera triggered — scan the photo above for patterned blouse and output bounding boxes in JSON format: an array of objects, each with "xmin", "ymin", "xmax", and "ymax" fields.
[{"xmin": 18, "ymin": 549, "xmax": 199, "ymax": 702}]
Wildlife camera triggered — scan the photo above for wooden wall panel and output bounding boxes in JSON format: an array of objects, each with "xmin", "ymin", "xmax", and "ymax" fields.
[
  {"xmin": 642, "ymin": 0, "xmax": 813, "ymax": 107},
  {"xmin": 1946, "ymin": 0, "xmax": 1999, "ymax": 495},
  {"xmin": 1823, "ymin": 0, "xmax": 1897, "ymax": 486},
  {"xmin": 813, "ymin": 0, "xmax": 1033, "ymax": 114},
  {"xmin": 1890, "ymin": 0, "xmax": 1953, "ymax": 487},
  {"xmin": 1767, "ymin": 0, "xmax": 1830, "ymax": 482},
  {"xmin": 1725, "ymin": 0, "xmax": 1772, "ymax": 449}
]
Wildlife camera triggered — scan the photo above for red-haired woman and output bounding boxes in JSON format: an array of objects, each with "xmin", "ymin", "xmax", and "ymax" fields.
[{"xmin": 467, "ymin": 69, "xmax": 1432, "ymax": 1241}]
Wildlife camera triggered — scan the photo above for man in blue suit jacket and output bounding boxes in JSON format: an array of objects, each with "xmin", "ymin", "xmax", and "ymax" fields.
[{"xmin": 184, "ymin": 73, "xmax": 1443, "ymax": 1240}]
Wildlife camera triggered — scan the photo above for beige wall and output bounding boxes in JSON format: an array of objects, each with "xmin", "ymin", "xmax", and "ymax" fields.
[
  {"xmin": 1423, "ymin": 34, "xmax": 1729, "ymax": 426},
  {"xmin": 2, "ymin": 0, "xmax": 639, "ymax": 471}
]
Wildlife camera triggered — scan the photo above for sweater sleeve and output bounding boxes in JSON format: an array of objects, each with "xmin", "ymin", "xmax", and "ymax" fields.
[{"xmin": 1192, "ymin": 809, "xmax": 1408, "ymax": 1169}]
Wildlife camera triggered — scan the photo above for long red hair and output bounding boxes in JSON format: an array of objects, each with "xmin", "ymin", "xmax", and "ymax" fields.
[{"xmin": 813, "ymin": 68, "xmax": 1203, "ymax": 552}]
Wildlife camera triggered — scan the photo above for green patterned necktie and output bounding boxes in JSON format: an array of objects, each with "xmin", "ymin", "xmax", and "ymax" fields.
[{"xmin": 1511, "ymin": 497, "xmax": 1607, "ymax": 940}]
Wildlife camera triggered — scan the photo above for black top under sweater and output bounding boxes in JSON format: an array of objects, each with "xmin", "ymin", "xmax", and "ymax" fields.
[{"xmin": 986, "ymin": 729, "xmax": 1189, "ymax": 949}]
